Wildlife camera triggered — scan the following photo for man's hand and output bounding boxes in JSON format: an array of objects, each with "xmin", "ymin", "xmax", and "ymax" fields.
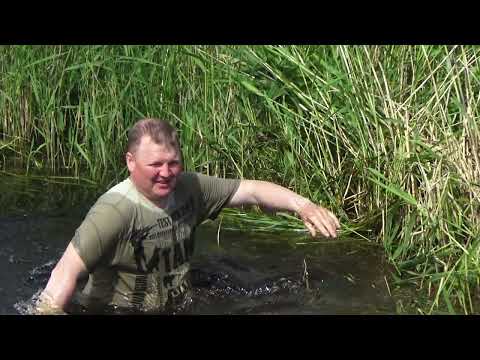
[
  {"xmin": 34, "ymin": 291, "xmax": 67, "ymax": 315},
  {"xmin": 297, "ymin": 201, "xmax": 340, "ymax": 238}
]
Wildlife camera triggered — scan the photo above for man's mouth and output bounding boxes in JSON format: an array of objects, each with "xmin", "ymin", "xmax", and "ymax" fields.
[{"xmin": 154, "ymin": 179, "xmax": 172, "ymax": 187}]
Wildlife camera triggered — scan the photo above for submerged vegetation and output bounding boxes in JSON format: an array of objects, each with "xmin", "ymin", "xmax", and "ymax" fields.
[{"xmin": 1, "ymin": 45, "xmax": 479, "ymax": 314}]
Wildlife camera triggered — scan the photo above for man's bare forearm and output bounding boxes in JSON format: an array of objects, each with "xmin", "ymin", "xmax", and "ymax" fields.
[
  {"xmin": 231, "ymin": 180, "xmax": 312, "ymax": 213},
  {"xmin": 35, "ymin": 242, "xmax": 87, "ymax": 314},
  {"xmin": 229, "ymin": 179, "xmax": 340, "ymax": 238}
]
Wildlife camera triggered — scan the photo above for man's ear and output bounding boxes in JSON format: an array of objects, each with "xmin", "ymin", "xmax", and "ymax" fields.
[{"xmin": 126, "ymin": 152, "xmax": 135, "ymax": 172}]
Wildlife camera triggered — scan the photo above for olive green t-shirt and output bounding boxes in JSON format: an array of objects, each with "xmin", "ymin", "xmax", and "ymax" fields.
[{"xmin": 71, "ymin": 172, "xmax": 240, "ymax": 311}]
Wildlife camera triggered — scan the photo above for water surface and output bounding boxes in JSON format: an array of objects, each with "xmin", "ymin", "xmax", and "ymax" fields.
[{"xmin": 0, "ymin": 173, "xmax": 399, "ymax": 315}]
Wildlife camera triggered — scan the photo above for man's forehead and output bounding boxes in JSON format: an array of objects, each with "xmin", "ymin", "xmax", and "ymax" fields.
[{"xmin": 137, "ymin": 137, "xmax": 180, "ymax": 158}]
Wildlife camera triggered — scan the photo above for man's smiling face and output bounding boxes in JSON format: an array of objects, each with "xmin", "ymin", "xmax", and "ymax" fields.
[{"xmin": 126, "ymin": 135, "xmax": 182, "ymax": 206}]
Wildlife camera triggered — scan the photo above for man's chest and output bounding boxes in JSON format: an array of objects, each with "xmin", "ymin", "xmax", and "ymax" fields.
[{"xmin": 116, "ymin": 196, "xmax": 198, "ymax": 274}]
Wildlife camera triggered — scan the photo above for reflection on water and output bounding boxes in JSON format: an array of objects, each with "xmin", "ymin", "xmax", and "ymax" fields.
[{"xmin": 1, "ymin": 173, "xmax": 400, "ymax": 315}]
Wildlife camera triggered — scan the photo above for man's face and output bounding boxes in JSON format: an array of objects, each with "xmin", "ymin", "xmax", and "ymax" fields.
[{"xmin": 126, "ymin": 136, "xmax": 182, "ymax": 206}]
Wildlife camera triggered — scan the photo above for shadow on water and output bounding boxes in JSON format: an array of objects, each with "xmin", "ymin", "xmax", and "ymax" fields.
[
  {"xmin": 1, "ymin": 172, "xmax": 402, "ymax": 315},
  {"xmin": 185, "ymin": 230, "xmax": 397, "ymax": 315}
]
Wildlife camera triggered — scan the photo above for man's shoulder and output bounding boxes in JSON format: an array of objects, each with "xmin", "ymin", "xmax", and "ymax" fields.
[
  {"xmin": 91, "ymin": 178, "xmax": 138, "ymax": 215},
  {"xmin": 178, "ymin": 171, "xmax": 198, "ymax": 181},
  {"xmin": 176, "ymin": 172, "xmax": 201, "ymax": 192},
  {"xmin": 177, "ymin": 172, "xmax": 221, "ymax": 187},
  {"xmin": 178, "ymin": 171, "xmax": 232, "ymax": 182},
  {"xmin": 177, "ymin": 171, "xmax": 241, "ymax": 194}
]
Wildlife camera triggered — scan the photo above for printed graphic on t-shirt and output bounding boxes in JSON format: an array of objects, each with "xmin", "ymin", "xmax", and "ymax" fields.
[{"xmin": 128, "ymin": 196, "xmax": 196, "ymax": 307}]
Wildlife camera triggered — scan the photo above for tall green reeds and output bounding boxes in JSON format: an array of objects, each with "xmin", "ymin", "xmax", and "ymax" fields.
[{"xmin": 1, "ymin": 45, "xmax": 479, "ymax": 313}]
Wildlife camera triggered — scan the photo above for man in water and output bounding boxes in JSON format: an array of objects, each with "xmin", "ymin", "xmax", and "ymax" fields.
[{"xmin": 36, "ymin": 118, "xmax": 340, "ymax": 314}]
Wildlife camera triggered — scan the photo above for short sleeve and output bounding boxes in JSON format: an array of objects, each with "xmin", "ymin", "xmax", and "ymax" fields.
[
  {"xmin": 71, "ymin": 201, "xmax": 128, "ymax": 272},
  {"xmin": 193, "ymin": 173, "xmax": 241, "ymax": 222}
]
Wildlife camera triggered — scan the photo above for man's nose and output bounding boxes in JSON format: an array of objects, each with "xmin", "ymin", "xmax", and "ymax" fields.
[{"xmin": 159, "ymin": 164, "xmax": 170, "ymax": 177}]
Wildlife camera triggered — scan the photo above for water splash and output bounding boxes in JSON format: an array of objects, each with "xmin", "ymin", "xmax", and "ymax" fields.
[
  {"xmin": 14, "ymin": 289, "xmax": 43, "ymax": 315},
  {"xmin": 13, "ymin": 260, "xmax": 57, "ymax": 314},
  {"xmin": 26, "ymin": 260, "xmax": 56, "ymax": 285}
]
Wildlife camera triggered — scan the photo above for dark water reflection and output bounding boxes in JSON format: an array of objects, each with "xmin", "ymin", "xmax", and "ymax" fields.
[
  {"xmin": 1, "ymin": 213, "xmax": 397, "ymax": 315},
  {"xmin": 186, "ymin": 231, "xmax": 396, "ymax": 315},
  {"xmin": 0, "ymin": 173, "xmax": 399, "ymax": 315}
]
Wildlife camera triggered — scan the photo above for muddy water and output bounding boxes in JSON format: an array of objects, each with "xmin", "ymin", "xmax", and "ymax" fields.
[{"xmin": 0, "ymin": 174, "xmax": 398, "ymax": 315}]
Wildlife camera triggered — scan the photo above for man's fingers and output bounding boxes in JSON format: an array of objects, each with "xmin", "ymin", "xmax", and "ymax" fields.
[
  {"xmin": 327, "ymin": 210, "xmax": 340, "ymax": 229},
  {"xmin": 305, "ymin": 218, "xmax": 330, "ymax": 238},
  {"xmin": 318, "ymin": 209, "xmax": 339, "ymax": 235},
  {"xmin": 320, "ymin": 218, "xmax": 337, "ymax": 238},
  {"xmin": 327, "ymin": 214, "xmax": 340, "ymax": 236},
  {"xmin": 316, "ymin": 220, "xmax": 332, "ymax": 238},
  {"xmin": 304, "ymin": 221, "xmax": 316, "ymax": 237},
  {"xmin": 309, "ymin": 211, "xmax": 337, "ymax": 238},
  {"xmin": 298, "ymin": 203, "xmax": 340, "ymax": 238}
]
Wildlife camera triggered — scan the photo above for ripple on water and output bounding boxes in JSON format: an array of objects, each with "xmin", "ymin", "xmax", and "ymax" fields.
[
  {"xmin": 12, "ymin": 231, "xmax": 397, "ymax": 315},
  {"xmin": 15, "ymin": 256, "xmax": 311, "ymax": 315}
]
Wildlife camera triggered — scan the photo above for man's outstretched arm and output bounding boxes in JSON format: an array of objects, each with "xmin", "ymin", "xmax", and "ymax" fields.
[
  {"xmin": 227, "ymin": 180, "xmax": 340, "ymax": 238},
  {"xmin": 35, "ymin": 242, "xmax": 87, "ymax": 314}
]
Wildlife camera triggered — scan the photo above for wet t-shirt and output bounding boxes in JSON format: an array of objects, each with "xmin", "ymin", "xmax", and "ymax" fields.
[{"xmin": 71, "ymin": 172, "xmax": 240, "ymax": 311}]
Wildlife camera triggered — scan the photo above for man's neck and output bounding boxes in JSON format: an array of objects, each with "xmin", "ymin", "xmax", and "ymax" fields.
[{"xmin": 151, "ymin": 196, "xmax": 170, "ymax": 209}]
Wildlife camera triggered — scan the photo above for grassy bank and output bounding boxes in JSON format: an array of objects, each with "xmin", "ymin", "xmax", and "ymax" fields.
[{"xmin": 1, "ymin": 45, "xmax": 479, "ymax": 313}]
